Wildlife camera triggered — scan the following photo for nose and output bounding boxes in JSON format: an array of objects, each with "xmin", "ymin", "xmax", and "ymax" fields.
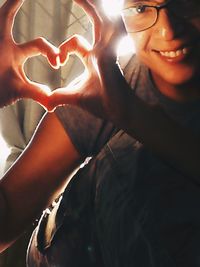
[{"xmin": 153, "ymin": 9, "xmax": 185, "ymax": 41}]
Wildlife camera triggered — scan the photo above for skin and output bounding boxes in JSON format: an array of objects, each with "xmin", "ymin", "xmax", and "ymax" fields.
[
  {"xmin": 0, "ymin": 112, "xmax": 81, "ymax": 252},
  {"xmin": 0, "ymin": 0, "xmax": 80, "ymax": 252},
  {"xmin": 126, "ymin": 1, "xmax": 200, "ymax": 102},
  {"xmin": 0, "ymin": 0, "xmax": 200, "ymax": 254},
  {"xmin": 0, "ymin": 0, "xmax": 59, "ymax": 108},
  {"xmin": 49, "ymin": 0, "xmax": 200, "ymax": 110},
  {"xmin": 49, "ymin": 0, "xmax": 200, "ymax": 181}
]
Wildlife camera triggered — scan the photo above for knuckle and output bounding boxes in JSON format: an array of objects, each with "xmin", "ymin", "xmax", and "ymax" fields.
[
  {"xmin": 59, "ymin": 44, "xmax": 67, "ymax": 55},
  {"xmin": 36, "ymin": 37, "xmax": 45, "ymax": 46}
]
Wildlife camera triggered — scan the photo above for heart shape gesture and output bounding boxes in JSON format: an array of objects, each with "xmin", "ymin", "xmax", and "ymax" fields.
[
  {"xmin": 0, "ymin": 0, "xmax": 59, "ymax": 108},
  {"xmin": 49, "ymin": 0, "xmax": 127, "ymax": 120},
  {"xmin": 0, "ymin": 0, "xmax": 127, "ymax": 121}
]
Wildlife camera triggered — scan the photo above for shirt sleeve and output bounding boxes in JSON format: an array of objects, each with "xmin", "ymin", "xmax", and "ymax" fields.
[{"xmin": 55, "ymin": 105, "xmax": 117, "ymax": 157}]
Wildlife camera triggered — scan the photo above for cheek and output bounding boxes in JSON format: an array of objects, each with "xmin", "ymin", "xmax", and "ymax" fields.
[
  {"xmin": 129, "ymin": 31, "xmax": 151, "ymax": 58},
  {"xmin": 192, "ymin": 18, "xmax": 200, "ymax": 33}
]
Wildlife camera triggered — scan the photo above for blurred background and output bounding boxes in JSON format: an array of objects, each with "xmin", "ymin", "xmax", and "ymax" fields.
[{"xmin": 0, "ymin": 0, "xmax": 91, "ymax": 266}]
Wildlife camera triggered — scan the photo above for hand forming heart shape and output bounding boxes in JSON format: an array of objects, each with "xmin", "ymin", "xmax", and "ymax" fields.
[
  {"xmin": 0, "ymin": 0, "xmax": 61, "ymax": 108},
  {"xmin": 0, "ymin": 0, "xmax": 126, "ymax": 120}
]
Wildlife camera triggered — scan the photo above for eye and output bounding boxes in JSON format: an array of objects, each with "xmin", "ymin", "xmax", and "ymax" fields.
[
  {"xmin": 135, "ymin": 4, "xmax": 146, "ymax": 13},
  {"xmin": 122, "ymin": 4, "xmax": 147, "ymax": 17}
]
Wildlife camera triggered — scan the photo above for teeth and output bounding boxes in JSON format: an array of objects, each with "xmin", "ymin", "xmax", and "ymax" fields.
[
  {"xmin": 182, "ymin": 48, "xmax": 187, "ymax": 55},
  {"xmin": 160, "ymin": 48, "xmax": 188, "ymax": 58}
]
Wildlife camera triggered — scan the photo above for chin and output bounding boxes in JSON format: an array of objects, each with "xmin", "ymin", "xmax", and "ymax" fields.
[
  {"xmin": 159, "ymin": 67, "xmax": 198, "ymax": 86},
  {"xmin": 140, "ymin": 46, "xmax": 199, "ymax": 83}
]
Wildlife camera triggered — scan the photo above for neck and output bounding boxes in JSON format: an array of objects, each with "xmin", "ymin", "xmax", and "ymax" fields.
[{"xmin": 151, "ymin": 73, "xmax": 200, "ymax": 103}]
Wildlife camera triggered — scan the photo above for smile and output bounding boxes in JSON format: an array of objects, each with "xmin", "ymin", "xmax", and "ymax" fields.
[{"xmin": 159, "ymin": 47, "xmax": 189, "ymax": 58}]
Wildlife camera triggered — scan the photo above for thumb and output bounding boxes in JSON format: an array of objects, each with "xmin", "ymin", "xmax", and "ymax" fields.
[
  {"xmin": 19, "ymin": 80, "xmax": 52, "ymax": 109},
  {"xmin": 48, "ymin": 74, "xmax": 86, "ymax": 112}
]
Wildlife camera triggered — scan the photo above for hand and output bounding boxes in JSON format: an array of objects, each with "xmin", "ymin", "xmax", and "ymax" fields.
[
  {"xmin": 49, "ymin": 0, "xmax": 127, "ymax": 119},
  {"xmin": 0, "ymin": 0, "xmax": 59, "ymax": 108}
]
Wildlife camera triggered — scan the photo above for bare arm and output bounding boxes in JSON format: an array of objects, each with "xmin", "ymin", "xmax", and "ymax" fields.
[
  {"xmin": 0, "ymin": 112, "xmax": 82, "ymax": 252},
  {"xmin": 0, "ymin": 0, "xmax": 83, "ymax": 252}
]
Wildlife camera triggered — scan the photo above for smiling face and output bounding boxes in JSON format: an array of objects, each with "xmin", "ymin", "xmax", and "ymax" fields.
[{"xmin": 122, "ymin": 0, "xmax": 200, "ymax": 101}]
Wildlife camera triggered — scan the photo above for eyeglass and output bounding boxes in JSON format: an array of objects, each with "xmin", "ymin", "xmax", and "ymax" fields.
[{"xmin": 121, "ymin": 0, "xmax": 200, "ymax": 33}]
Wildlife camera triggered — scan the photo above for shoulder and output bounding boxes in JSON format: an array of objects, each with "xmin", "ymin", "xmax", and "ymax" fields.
[
  {"xmin": 118, "ymin": 54, "xmax": 145, "ymax": 88},
  {"xmin": 55, "ymin": 105, "xmax": 117, "ymax": 157}
]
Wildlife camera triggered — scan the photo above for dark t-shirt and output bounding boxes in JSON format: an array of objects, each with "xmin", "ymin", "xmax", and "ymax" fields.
[
  {"xmin": 55, "ymin": 56, "xmax": 200, "ymax": 267},
  {"xmin": 55, "ymin": 105, "xmax": 117, "ymax": 157},
  {"xmin": 27, "ymin": 56, "xmax": 200, "ymax": 267},
  {"xmin": 55, "ymin": 55, "xmax": 200, "ymax": 159}
]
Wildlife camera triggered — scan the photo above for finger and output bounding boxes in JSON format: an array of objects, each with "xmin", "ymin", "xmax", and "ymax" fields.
[
  {"xmin": 74, "ymin": 0, "xmax": 102, "ymax": 44},
  {"xmin": 87, "ymin": 0, "xmax": 107, "ymax": 17},
  {"xmin": 1, "ymin": 0, "xmax": 24, "ymax": 26},
  {"xmin": 19, "ymin": 37, "xmax": 60, "ymax": 69},
  {"xmin": 19, "ymin": 80, "xmax": 52, "ymax": 109},
  {"xmin": 59, "ymin": 35, "xmax": 91, "ymax": 66},
  {"xmin": 1, "ymin": 0, "xmax": 24, "ymax": 18},
  {"xmin": 0, "ymin": 0, "xmax": 24, "ymax": 38},
  {"xmin": 87, "ymin": 0, "xmax": 114, "ymax": 24},
  {"xmin": 48, "ymin": 73, "xmax": 87, "ymax": 111},
  {"xmin": 14, "ymin": 65, "xmax": 51, "ymax": 107},
  {"xmin": 88, "ymin": 0, "xmax": 123, "ymax": 27}
]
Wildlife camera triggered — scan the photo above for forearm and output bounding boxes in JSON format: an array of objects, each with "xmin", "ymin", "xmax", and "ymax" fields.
[
  {"xmin": 0, "ymin": 160, "xmax": 68, "ymax": 252},
  {"xmin": 0, "ymin": 188, "xmax": 8, "ymax": 252},
  {"xmin": 0, "ymin": 113, "xmax": 81, "ymax": 252}
]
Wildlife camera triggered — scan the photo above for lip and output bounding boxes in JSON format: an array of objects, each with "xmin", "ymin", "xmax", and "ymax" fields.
[
  {"xmin": 153, "ymin": 45, "xmax": 194, "ymax": 63},
  {"xmin": 152, "ymin": 38, "xmax": 200, "ymax": 63},
  {"xmin": 159, "ymin": 47, "xmax": 191, "ymax": 63},
  {"xmin": 154, "ymin": 37, "xmax": 200, "ymax": 53}
]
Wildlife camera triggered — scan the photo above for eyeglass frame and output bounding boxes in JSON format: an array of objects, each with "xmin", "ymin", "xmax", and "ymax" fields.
[{"xmin": 121, "ymin": 0, "xmax": 199, "ymax": 33}]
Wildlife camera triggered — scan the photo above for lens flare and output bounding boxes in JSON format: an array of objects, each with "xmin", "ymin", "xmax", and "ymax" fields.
[
  {"xmin": 0, "ymin": 136, "xmax": 10, "ymax": 175},
  {"xmin": 117, "ymin": 35, "xmax": 136, "ymax": 56},
  {"xmin": 102, "ymin": 0, "xmax": 124, "ymax": 17}
]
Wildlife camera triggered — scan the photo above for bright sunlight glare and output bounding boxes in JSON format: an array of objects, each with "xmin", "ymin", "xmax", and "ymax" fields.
[
  {"xmin": 0, "ymin": 135, "xmax": 10, "ymax": 176},
  {"xmin": 117, "ymin": 35, "xmax": 136, "ymax": 56},
  {"xmin": 102, "ymin": 0, "xmax": 124, "ymax": 17}
]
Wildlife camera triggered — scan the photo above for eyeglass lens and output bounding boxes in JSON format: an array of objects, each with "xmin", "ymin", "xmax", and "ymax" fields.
[{"xmin": 122, "ymin": 0, "xmax": 200, "ymax": 33}]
